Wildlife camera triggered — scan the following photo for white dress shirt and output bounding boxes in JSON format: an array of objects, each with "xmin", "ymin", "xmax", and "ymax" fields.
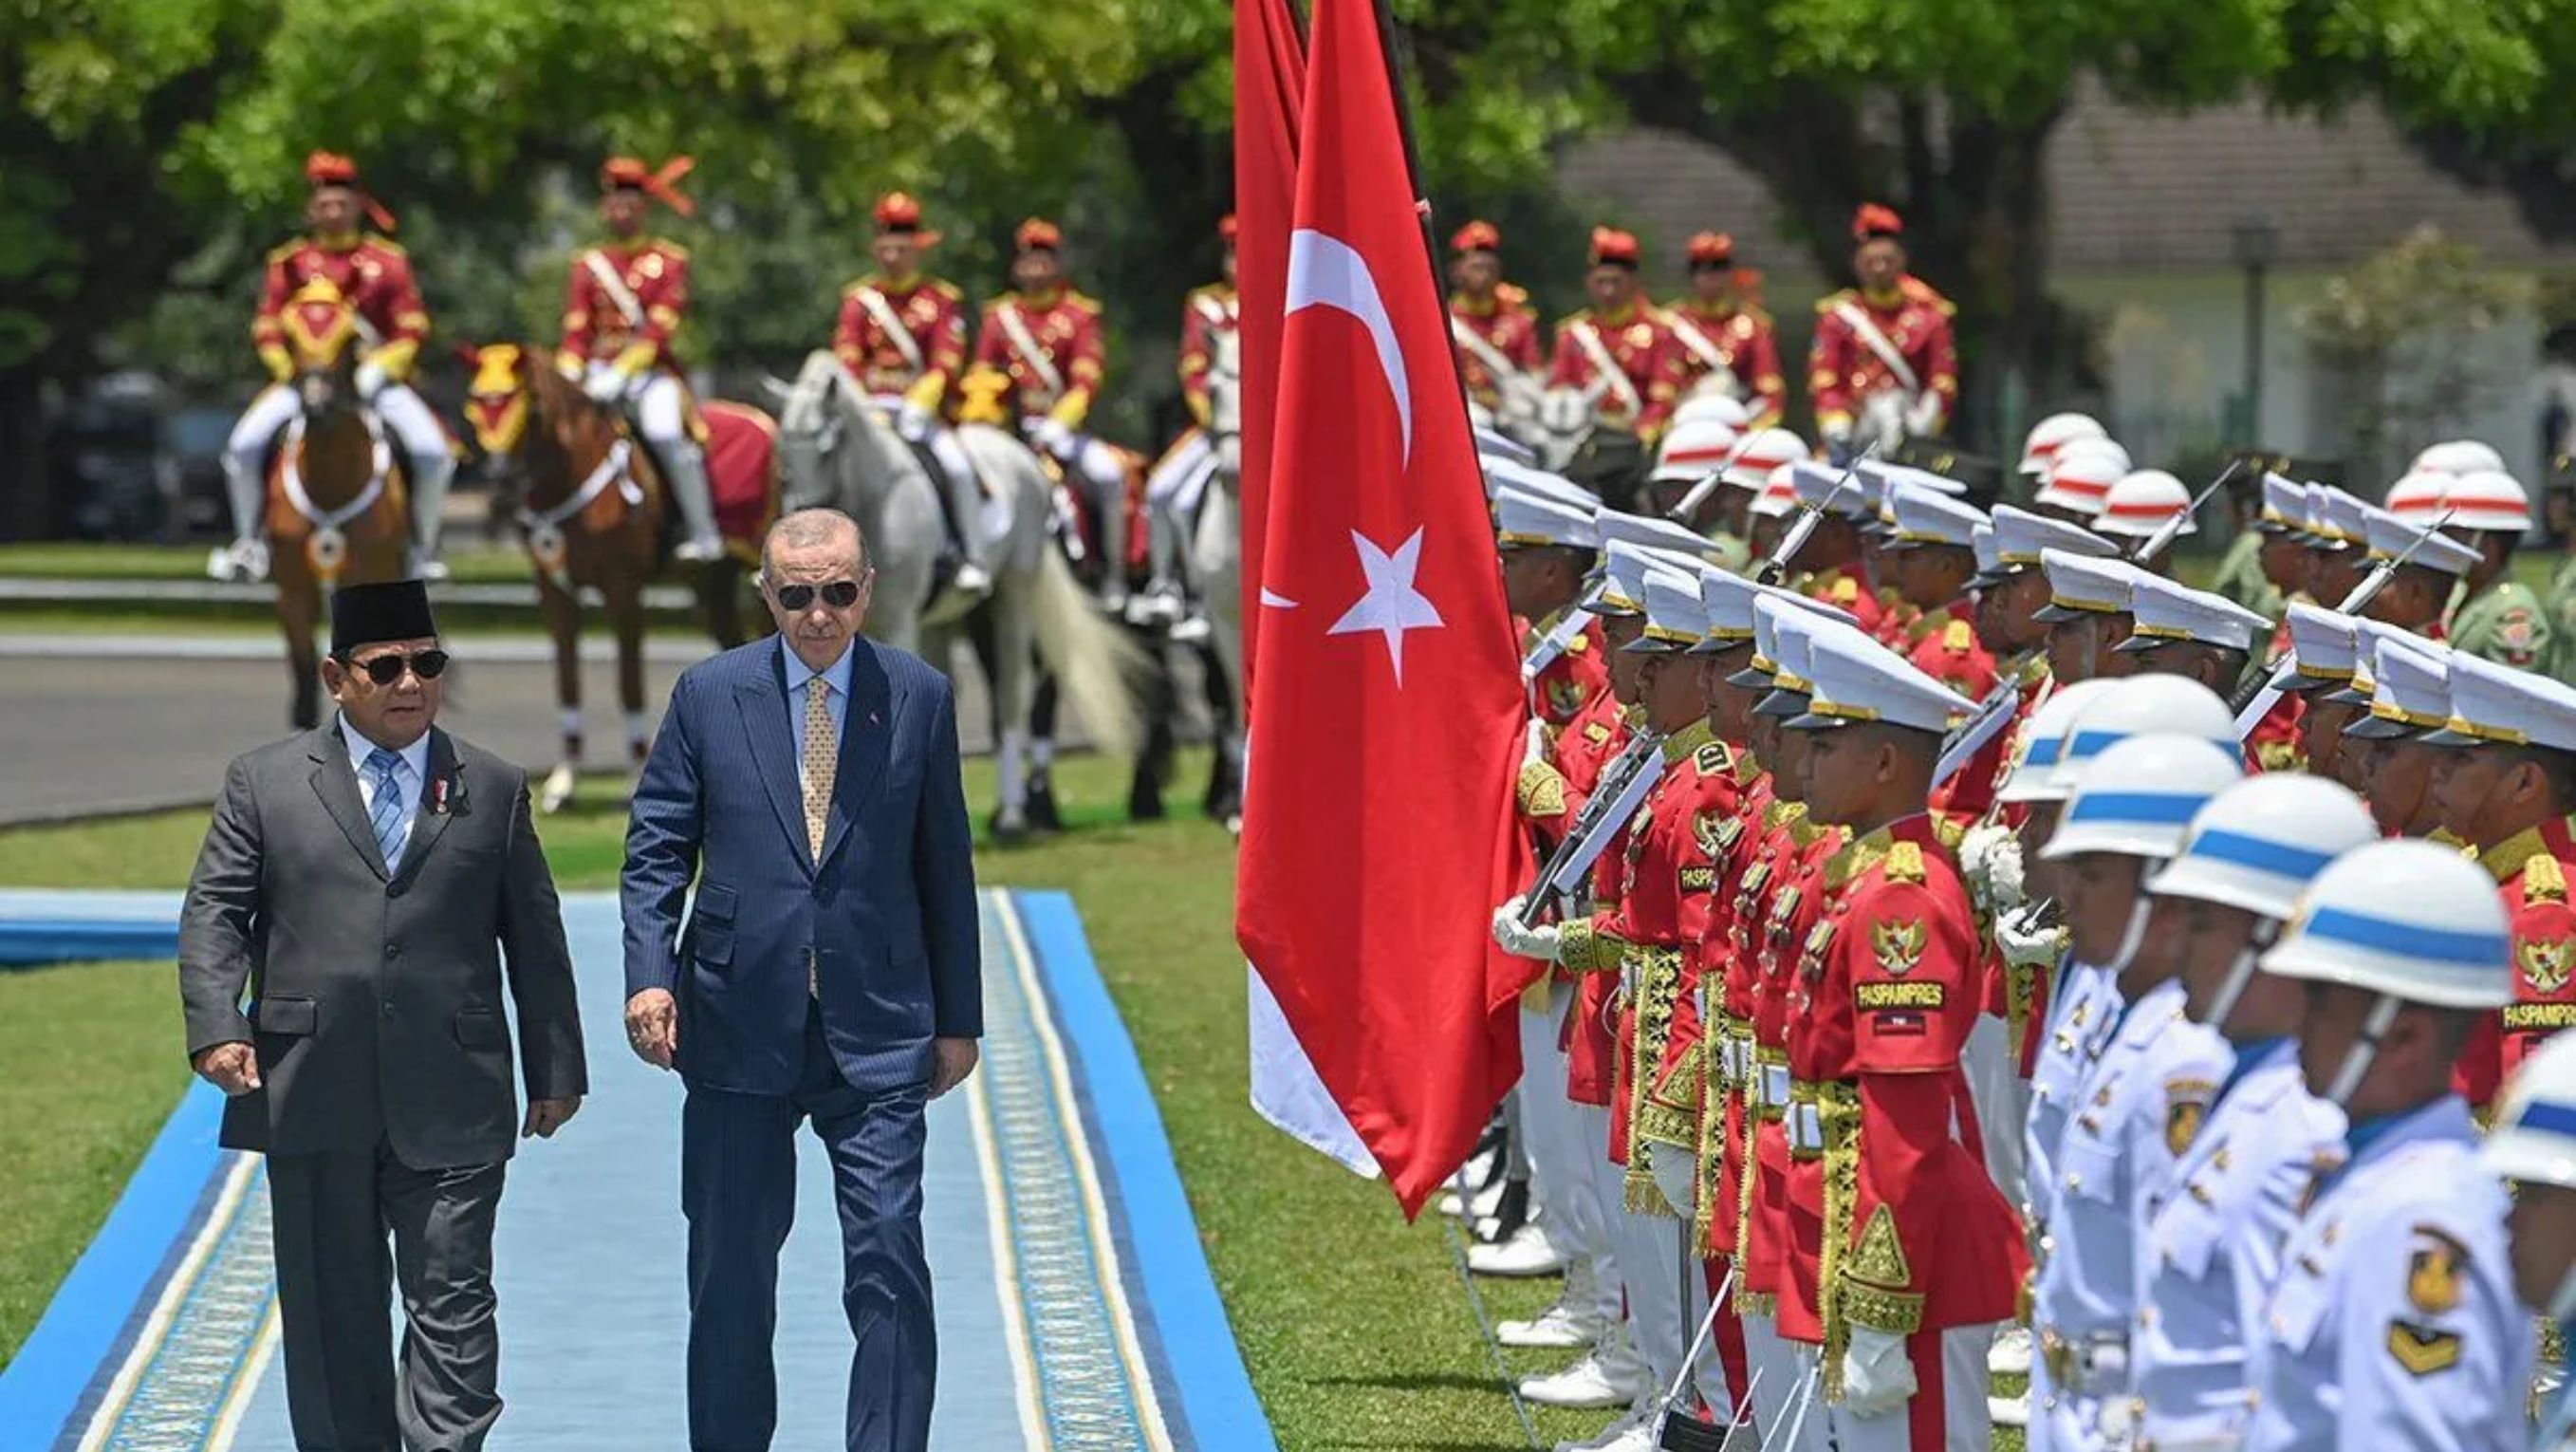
[{"xmin": 340, "ymin": 714, "xmax": 431, "ymax": 871}]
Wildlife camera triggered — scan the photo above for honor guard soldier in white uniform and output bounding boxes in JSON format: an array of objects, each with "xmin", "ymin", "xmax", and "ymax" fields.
[
  {"xmin": 2477, "ymin": 1032, "xmax": 2576, "ymax": 1447},
  {"xmin": 2246, "ymin": 841, "xmax": 2537, "ymax": 1452},
  {"xmin": 2131, "ymin": 774, "xmax": 2376, "ymax": 1449},
  {"xmin": 2025, "ymin": 732, "xmax": 2243, "ymax": 1448}
]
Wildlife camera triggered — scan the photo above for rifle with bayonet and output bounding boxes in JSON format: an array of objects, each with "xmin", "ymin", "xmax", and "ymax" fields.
[{"xmin": 2228, "ymin": 506, "xmax": 2457, "ymax": 737}]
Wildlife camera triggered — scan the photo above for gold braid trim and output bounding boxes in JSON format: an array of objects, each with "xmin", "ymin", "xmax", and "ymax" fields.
[
  {"xmin": 1560, "ymin": 921, "xmax": 1629, "ymax": 974},
  {"xmin": 1818, "ymin": 1081, "xmax": 1863, "ymax": 1403},
  {"xmin": 1640, "ymin": 1037, "xmax": 1704, "ymax": 1150},
  {"xmin": 1733, "ymin": 1036, "xmax": 1767, "ymax": 1312},
  {"xmin": 2005, "ymin": 959, "xmax": 2036, "ymax": 1070},
  {"xmin": 1623, "ymin": 945, "xmax": 1688, "ymax": 1218},
  {"xmin": 1518, "ymin": 758, "xmax": 1569, "ymax": 819},
  {"xmin": 1842, "ymin": 1280, "xmax": 1926, "ymax": 1335},
  {"xmin": 1696, "ymin": 1016, "xmax": 1748, "ymax": 1254}
]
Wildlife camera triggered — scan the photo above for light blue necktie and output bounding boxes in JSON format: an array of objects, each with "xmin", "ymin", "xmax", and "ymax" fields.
[{"xmin": 365, "ymin": 746, "xmax": 408, "ymax": 871}]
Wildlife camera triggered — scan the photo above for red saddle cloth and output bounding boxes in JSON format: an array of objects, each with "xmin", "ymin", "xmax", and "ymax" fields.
[{"xmin": 701, "ymin": 400, "xmax": 780, "ymax": 549}]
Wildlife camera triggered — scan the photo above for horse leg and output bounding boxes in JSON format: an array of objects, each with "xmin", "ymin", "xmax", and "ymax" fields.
[
  {"xmin": 612, "ymin": 582, "xmax": 651, "ymax": 775},
  {"xmin": 538, "ymin": 580, "xmax": 584, "ymax": 814},
  {"xmin": 1026, "ymin": 667, "xmax": 1063, "ymax": 833},
  {"xmin": 281, "ymin": 572, "xmax": 321, "ymax": 731},
  {"xmin": 700, "ymin": 558, "xmax": 751, "ymax": 648},
  {"xmin": 1195, "ymin": 639, "xmax": 1243, "ymax": 823},
  {"xmin": 1128, "ymin": 628, "xmax": 1174, "ymax": 822}
]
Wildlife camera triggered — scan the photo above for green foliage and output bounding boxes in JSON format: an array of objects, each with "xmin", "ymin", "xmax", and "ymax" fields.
[{"xmin": 2295, "ymin": 224, "xmax": 2530, "ymax": 475}]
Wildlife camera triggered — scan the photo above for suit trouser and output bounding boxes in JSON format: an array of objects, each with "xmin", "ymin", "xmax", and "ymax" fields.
[
  {"xmin": 683, "ymin": 1010, "xmax": 935, "ymax": 1452},
  {"xmin": 1518, "ymin": 991, "xmax": 1617, "ymax": 1325},
  {"xmin": 1742, "ymin": 1312, "xmax": 1825, "ymax": 1451},
  {"xmin": 1609, "ymin": 1147, "xmax": 1689, "ymax": 1394},
  {"xmin": 266, "ymin": 1145, "xmax": 506, "ymax": 1452}
]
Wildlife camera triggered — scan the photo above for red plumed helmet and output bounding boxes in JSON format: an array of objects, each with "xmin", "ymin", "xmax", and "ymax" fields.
[
  {"xmin": 1451, "ymin": 219, "xmax": 1502, "ymax": 255},
  {"xmin": 1687, "ymin": 231, "xmax": 1734, "ymax": 266},
  {"xmin": 1015, "ymin": 216, "xmax": 1064, "ymax": 253},
  {"xmin": 1589, "ymin": 227, "xmax": 1640, "ymax": 267},
  {"xmin": 1851, "ymin": 203, "xmax": 1904, "ymax": 242}
]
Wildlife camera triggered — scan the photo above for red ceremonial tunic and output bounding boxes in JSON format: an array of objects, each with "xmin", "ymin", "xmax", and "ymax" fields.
[
  {"xmin": 1778, "ymin": 816, "xmax": 2025, "ymax": 1411},
  {"xmin": 558, "ymin": 237, "xmax": 691, "ymax": 372},
  {"xmin": 1449, "ymin": 285, "xmax": 1545, "ymax": 415},
  {"xmin": 1660, "ymin": 301, "xmax": 1787, "ymax": 426},
  {"xmin": 1547, "ymin": 301, "xmax": 1678, "ymax": 437},
  {"xmin": 1748, "ymin": 812, "xmax": 1839, "ymax": 1326},
  {"xmin": 831, "ymin": 272, "xmax": 970, "ymax": 411},
  {"xmin": 1902, "ymin": 605, "xmax": 2000, "ymax": 701},
  {"xmin": 1807, "ymin": 277, "xmax": 1959, "ymax": 440},
  {"xmin": 970, "ymin": 285, "xmax": 1108, "ymax": 427},
  {"xmin": 1529, "ymin": 616, "xmax": 1612, "ymax": 730},
  {"xmin": 2456, "ymin": 820, "xmax": 2576, "ymax": 1110},
  {"xmin": 254, "ymin": 233, "xmax": 428, "ymax": 376},
  {"xmin": 1177, "ymin": 282, "xmax": 1239, "ymax": 428},
  {"xmin": 1800, "ymin": 567, "xmax": 1885, "ymax": 638}
]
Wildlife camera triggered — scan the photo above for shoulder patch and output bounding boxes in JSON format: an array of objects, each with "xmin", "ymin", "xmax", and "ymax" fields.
[
  {"xmin": 2164, "ymin": 1081, "xmax": 2215, "ymax": 1157},
  {"xmin": 1942, "ymin": 618, "xmax": 1974, "ymax": 652},
  {"xmin": 1829, "ymin": 577, "xmax": 1860, "ymax": 605},
  {"xmin": 2407, "ymin": 1227, "xmax": 2469, "ymax": 1315},
  {"xmin": 1885, "ymin": 841, "xmax": 1926, "ymax": 884},
  {"xmin": 2387, "ymin": 1321, "xmax": 2462, "ymax": 1377},
  {"xmin": 2529, "ymin": 854, "xmax": 2567, "ymax": 904},
  {"xmin": 1696, "ymin": 741, "xmax": 1731, "ymax": 776}
]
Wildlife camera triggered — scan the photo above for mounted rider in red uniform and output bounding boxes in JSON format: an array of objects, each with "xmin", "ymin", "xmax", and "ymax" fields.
[
  {"xmin": 1807, "ymin": 205, "xmax": 1958, "ymax": 465},
  {"xmin": 217, "ymin": 152, "xmax": 451, "ymax": 582},
  {"xmin": 1446, "ymin": 220, "xmax": 1545, "ymax": 432},
  {"xmin": 556, "ymin": 156, "xmax": 724, "ymax": 563},
  {"xmin": 831, "ymin": 192, "xmax": 990, "ymax": 596},
  {"xmin": 1661, "ymin": 232, "xmax": 1787, "ymax": 428},
  {"xmin": 965, "ymin": 218, "xmax": 1131, "ymax": 605},
  {"xmin": 1139, "ymin": 214, "xmax": 1241, "ymax": 631}
]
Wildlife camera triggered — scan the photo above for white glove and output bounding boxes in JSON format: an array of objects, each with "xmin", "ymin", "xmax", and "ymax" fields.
[
  {"xmin": 1492, "ymin": 896, "xmax": 1563, "ymax": 961},
  {"xmin": 585, "ymin": 367, "xmax": 632, "ymax": 406},
  {"xmin": 1839, "ymin": 1325, "xmax": 1919, "ymax": 1418},
  {"xmin": 897, "ymin": 400, "xmax": 935, "ymax": 444},
  {"xmin": 1030, "ymin": 415, "xmax": 1076, "ymax": 458},
  {"xmin": 1903, "ymin": 392, "xmax": 1945, "ymax": 438},
  {"xmin": 1957, "ymin": 823, "xmax": 2027, "ymax": 917},
  {"xmin": 1819, "ymin": 412, "xmax": 1854, "ymax": 446},
  {"xmin": 1996, "ymin": 903, "xmax": 2066, "ymax": 970},
  {"xmin": 353, "ymin": 360, "xmax": 389, "ymax": 401}
]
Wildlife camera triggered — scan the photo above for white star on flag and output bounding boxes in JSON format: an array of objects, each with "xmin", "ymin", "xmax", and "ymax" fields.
[{"xmin": 1327, "ymin": 526, "xmax": 1443, "ymax": 684}]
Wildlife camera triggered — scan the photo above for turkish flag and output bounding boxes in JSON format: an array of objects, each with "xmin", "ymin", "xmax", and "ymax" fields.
[
  {"xmin": 1232, "ymin": 0, "xmax": 1302, "ymax": 677},
  {"xmin": 1234, "ymin": 0, "xmax": 1532, "ymax": 1216}
]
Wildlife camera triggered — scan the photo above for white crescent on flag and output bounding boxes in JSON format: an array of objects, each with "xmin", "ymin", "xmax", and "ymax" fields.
[{"xmin": 1285, "ymin": 228, "xmax": 1412, "ymax": 465}]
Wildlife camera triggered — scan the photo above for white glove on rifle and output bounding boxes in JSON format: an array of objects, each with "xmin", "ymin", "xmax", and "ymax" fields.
[
  {"xmin": 1995, "ymin": 903, "xmax": 2066, "ymax": 970},
  {"xmin": 897, "ymin": 400, "xmax": 935, "ymax": 444},
  {"xmin": 1903, "ymin": 391, "xmax": 1945, "ymax": 439},
  {"xmin": 1492, "ymin": 895, "xmax": 1562, "ymax": 961},
  {"xmin": 1957, "ymin": 823, "xmax": 2027, "ymax": 917},
  {"xmin": 585, "ymin": 367, "xmax": 632, "ymax": 406},
  {"xmin": 1839, "ymin": 1325, "xmax": 1919, "ymax": 1418},
  {"xmin": 353, "ymin": 360, "xmax": 389, "ymax": 402}
]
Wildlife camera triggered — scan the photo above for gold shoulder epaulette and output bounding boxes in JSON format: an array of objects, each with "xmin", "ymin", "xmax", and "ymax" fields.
[
  {"xmin": 1886, "ymin": 840, "xmax": 1927, "ymax": 884},
  {"xmin": 931, "ymin": 277, "xmax": 964, "ymax": 300},
  {"xmin": 1558, "ymin": 308, "xmax": 1594, "ymax": 329},
  {"xmin": 1942, "ymin": 618, "xmax": 1974, "ymax": 652},
  {"xmin": 2530, "ymin": 854, "xmax": 2567, "ymax": 904},
  {"xmin": 1067, "ymin": 289, "xmax": 1103, "ymax": 313},
  {"xmin": 841, "ymin": 276, "xmax": 875, "ymax": 298},
  {"xmin": 1815, "ymin": 289, "xmax": 1855, "ymax": 315},
  {"xmin": 1496, "ymin": 282, "xmax": 1529, "ymax": 306},
  {"xmin": 1932, "ymin": 815, "xmax": 1966, "ymax": 853},
  {"xmin": 364, "ymin": 233, "xmax": 407, "ymax": 256},
  {"xmin": 654, "ymin": 238, "xmax": 691, "ymax": 260},
  {"xmin": 266, "ymin": 238, "xmax": 305, "ymax": 266}
]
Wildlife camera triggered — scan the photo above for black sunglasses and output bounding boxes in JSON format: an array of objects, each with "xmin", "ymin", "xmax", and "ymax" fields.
[
  {"xmin": 772, "ymin": 578, "xmax": 865, "ymax": 611},
  {"xmin": 345, "ymin": 648, "xmax": 451, "ymax": 685}
]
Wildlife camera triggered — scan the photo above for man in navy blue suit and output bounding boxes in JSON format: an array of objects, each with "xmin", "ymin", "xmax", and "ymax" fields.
[{"xmin": 621, "ymin": 507, "xmax": 981, "ymax": 1452}]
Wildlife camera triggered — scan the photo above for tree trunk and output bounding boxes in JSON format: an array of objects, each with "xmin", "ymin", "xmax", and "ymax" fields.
[{"xmin": 0, "ymin": 363, "xmax": 50, "ymax": 541}]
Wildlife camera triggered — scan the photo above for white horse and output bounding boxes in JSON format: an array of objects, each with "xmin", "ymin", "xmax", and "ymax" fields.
[
  {"xmin": 774, "ymin": 350, "xmax": 1139, "ymax": 836},
  {"xmin": 1191, "ymin": 333, "xmax": 1246, "ymax": 830}
]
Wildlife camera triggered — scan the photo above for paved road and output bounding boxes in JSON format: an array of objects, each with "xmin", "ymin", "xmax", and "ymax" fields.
[{"xmin": 0, "ymin": 638, "xmax": 996, "ymax": 826}]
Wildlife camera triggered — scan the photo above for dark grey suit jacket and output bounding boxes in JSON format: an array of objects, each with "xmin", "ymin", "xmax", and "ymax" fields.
[{"xmin": 179, "ymin": 723, "xmax": 586, "ymax": 1167}]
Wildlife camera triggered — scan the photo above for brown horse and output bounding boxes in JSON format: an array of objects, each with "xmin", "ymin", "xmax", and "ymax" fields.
[
  {"xmin": 459, "ymin": 343, "xmax": 772, "ymax": 811},
  {"xmin": 269, "ymin": 280, "xmax": 414, "ymax": 729}
]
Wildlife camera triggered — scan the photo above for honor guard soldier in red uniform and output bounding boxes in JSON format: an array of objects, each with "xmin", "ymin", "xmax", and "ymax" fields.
[
  {"xmin": 831, "ymin": 193, "xmax": 988, "ymax": 595},
  {"xmin": 1784, "ymin": 461, "xmax": 1889, "ymax": 638},
  {"xmin": 966, "ymin": 219, "xmax": 1132, "ymax": 605},
  {"xmin": 1877, "ymin": 480, "xmax": 2000, "ymax": 699},
  {"xmin": 1779, "ymin": 626, "xmax": 2027, "ymax": 1451},
  {"xmin": 1661, "ymin": 233, "xmax": 1786, "ymax": 428},
  {"xmin": 1448, "ymin": 220, "xmax": 1546, "ymax": 425},
  {"xmin": 558, "ymin": 156, "xmax": 724, "ymax": 563},
  {"xmin": 220, "ymin": 152, "xmax": 450, "ymax": 583},
  {"xmin": 2423, "ymin": 654, "xmax": 2576, "ymax": 1112},
  {"xmin": 1498, "ymin": 490, "xmax": 1611, "ymax": 732},
  {"xmin": 1808, "ymin": 205, "xmax": 1958, "ymax": 461},
  {"xmin": 1547, "ymin": 228, "xmax": 1679, "ymax": 444}
]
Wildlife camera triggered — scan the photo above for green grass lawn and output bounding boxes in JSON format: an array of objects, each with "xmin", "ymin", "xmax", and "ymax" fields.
[
  {"xmin": 0, "ymin": 748, "xmax": 1616, "ymax": 1449},
  {"xmin": 0, "ymin": 542, "xmax": 537, "ymax": 585}
]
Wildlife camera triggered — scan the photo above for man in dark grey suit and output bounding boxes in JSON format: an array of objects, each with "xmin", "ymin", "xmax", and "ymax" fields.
[{"xmin": 180, "ymin": 579, "xmax": 586, "ymax": 1452}]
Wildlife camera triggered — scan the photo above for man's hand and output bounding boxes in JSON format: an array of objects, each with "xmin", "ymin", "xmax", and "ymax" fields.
[
  {"xmin": 1492, "ymin": 897, "xmax": 1563, "ymax": 961},
  {"xmin": 897, "ymin": 400, "xmax": 936, "ymax": 444},
  {"xmin": 624, "ymin": 988, "xmax": 678, "ymax": 1070},
  {"xmin": 193, "ymin": 1041, "xmax": 262, "ymax": 1096},
  {"xmin": 585, "ymin": 367, "xmax": 632, "ymax": 406},
  {"xmin": 1840, "ymin": 1325, "xmax": 1919, "ymax": 1418},
  {"xmin": 930, "ymin": 1037, "xmax": 980, "ymax": 1099},
  {"xmin": 522, "ymin": 1096, "xmax": 583, "ymax": 1139}
]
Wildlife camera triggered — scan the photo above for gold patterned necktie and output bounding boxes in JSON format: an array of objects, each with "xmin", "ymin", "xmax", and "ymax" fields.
[{"xmin": 802, "ymin": 677, "xmax": 836, "ymax": 860}]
